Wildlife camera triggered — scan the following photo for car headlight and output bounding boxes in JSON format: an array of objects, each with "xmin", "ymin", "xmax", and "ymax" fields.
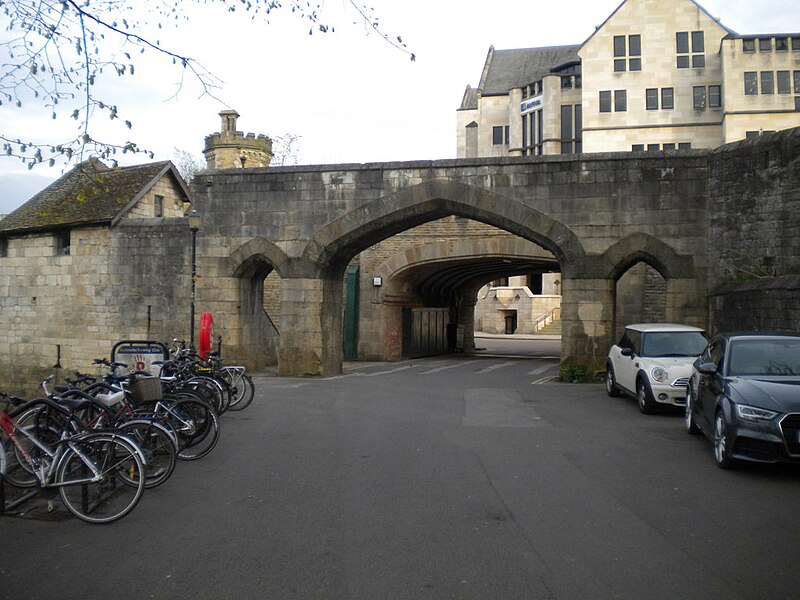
[
  {"xmin": 650, "ymin": 366, "xmax": 669, "ymax": 384},
  {"xmin": 736, "ymin": 404, "xmax": 779, "ymax": 421}
]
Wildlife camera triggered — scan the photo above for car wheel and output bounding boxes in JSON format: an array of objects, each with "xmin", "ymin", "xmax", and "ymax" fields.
[
  {"xmin": 637, "ymin": 379, "xmax": 657, "ymax": 414},
  {"xmin": 685, "ymin": 387, "xmax": 700, "ymax": 435},
  {"xmin": 605, "ymin": 364, "xmax": 620, "ymax": 397},
  {"xmin": 713, "ymin": 411, "xmax": 737, "ymax": 469}
]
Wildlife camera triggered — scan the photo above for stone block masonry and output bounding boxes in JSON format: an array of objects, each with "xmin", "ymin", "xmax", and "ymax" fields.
[
  {"xmin": 0, "ymin": 220, "xmax": 191, "ymax": 395},
  {"xmin": 1, "ymin": 128, "xmax": 798, "ymax": 389}
]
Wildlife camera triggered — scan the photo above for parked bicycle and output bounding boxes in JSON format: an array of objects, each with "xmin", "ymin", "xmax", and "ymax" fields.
[{"xmin": 1, "ymin": 394, "xmax": 147, "ymax": 524}]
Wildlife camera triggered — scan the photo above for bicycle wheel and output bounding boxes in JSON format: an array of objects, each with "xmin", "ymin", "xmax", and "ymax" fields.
[
  {"xmin": 224, "ymin": 371, "xmax": 255, "ymax": 412},
  {"xmin": 164, "ymin": 398, "xmax": 220, "ymax": 461},
  {"xmin": 57, "ymin": 433, "xmax": 145, "ymax": 524},
  {"xmin": 2, "ymin": 434, "xmax": 38, "ymax": 487},
  {"xmin": 187, "ymin": 376, "xmax": 228, "ymax": 415},
  {"xmin": 115, "ymin": 420, "xmax": 177, "ymax": 489}
]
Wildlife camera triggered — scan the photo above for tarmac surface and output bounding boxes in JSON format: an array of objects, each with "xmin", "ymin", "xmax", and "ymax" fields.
[{"xmin": 3, "ymin": 343, "xmax": 800, "ymax": 600}]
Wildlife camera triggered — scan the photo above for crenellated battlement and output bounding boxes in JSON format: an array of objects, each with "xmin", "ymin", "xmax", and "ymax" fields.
[{"xmin": 203, "ymin": 110, "xmax": 273, "ymax": 170}]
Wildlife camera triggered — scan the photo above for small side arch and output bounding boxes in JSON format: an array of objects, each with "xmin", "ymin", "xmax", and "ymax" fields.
[
  {"xmin": 230, "ymin": 237, "xmax": 290, "ymax": 278},
  {"xmin": 601, "ymin": 233, "xmax": 695, "ymax": 281}
]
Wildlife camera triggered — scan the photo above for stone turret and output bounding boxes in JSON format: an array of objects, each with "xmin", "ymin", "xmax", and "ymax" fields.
[{"xmin": 203, "ymin": 110, "xmax": 272, "ymax": 169}]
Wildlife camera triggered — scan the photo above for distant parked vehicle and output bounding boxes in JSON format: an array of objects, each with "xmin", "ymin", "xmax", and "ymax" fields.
[
  {"xmin": 685, "ymin": 333, "xmax": 800, "ymax": 469},
  {"xmin": 606, "ymin": 323, "xmax": 709, "ymax": 413}
]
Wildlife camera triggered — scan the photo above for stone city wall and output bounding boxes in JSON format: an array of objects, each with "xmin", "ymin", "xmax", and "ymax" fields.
[
  {"xmin": 0, "ymin": 220, "xmax": 190, "ymax": 395},
  {"xmin": 707, "ymin": 128, "xmax": 800, "ymax": 333}
]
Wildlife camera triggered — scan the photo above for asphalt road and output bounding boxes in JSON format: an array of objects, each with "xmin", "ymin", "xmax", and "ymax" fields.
[{"xmin": 3, "ymin": 350, "xmax": 800, "ymax": 600}]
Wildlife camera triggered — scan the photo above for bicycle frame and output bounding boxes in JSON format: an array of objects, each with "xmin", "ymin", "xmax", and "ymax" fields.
[{"xmin": 1, "ymin": 408, "xmax": 147, "ymax": 488}]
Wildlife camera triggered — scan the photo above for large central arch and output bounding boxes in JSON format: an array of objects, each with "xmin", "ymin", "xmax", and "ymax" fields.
[{"xmin": 269, "ymin": 180, "xmax": 586, "ymax": 376}]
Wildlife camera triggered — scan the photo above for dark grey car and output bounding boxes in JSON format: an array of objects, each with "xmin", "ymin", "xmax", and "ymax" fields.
[{"xmin": 685, "ymin": 333, "xmax": 800, "ymax": 468}]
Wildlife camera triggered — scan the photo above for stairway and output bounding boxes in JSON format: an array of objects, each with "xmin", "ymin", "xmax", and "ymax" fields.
[{"xmin": 536, "ymin": 319, "xmax": 562, "ymax": 336}]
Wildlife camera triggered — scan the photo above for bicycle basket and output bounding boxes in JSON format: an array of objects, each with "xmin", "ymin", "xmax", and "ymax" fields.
[{"xmin": 130, "ymin": 376, "xmax": 163, "ymax": 404}]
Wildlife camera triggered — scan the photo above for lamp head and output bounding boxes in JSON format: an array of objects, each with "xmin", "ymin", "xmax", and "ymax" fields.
[{"xmin": 187, "ymin": 209, "xmax": 201, "ymax": 232}]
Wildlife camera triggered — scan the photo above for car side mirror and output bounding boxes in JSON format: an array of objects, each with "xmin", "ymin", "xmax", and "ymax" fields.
[
  {"xmin": 621, "ymin": 347, "xmax": 634, "ymax": 357},
  {"xmin": 696, "ymin": 362, "xmax": 717, "ymax": 375}
]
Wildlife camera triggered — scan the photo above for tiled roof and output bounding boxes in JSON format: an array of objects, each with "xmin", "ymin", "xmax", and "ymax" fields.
[
  {"xmin": 0, "ymin": 159, "xmax": 189, "ymax": 234},
  {"xmin": 459, "ymin": 85, "xmax": 479, "ymax": 111},
  {"xmin": 479, "ymin": 45, "xmax": 581, "ymax": 96}
]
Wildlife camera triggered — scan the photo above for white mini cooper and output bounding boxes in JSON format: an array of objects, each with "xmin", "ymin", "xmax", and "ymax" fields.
[{"xmin": 606, "ymin": 323, "xmax": 709, "ymax": 413}]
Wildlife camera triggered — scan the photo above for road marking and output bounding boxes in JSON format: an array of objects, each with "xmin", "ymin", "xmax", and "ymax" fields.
[
  {"xmin": 364, "ymin": 365, "xmax": 414, "ymax": 377},
  {"xmin": 531, "ymin": 376, "xmax": 558, "ymax": 385},
  {"xmin": 475, "ymin": 361, "xmax": 516, "ymax": 374},
  {"xmin": 528, "ymin": 362, "xmax": 555, "ymax": 376},
  {"xmin": 419, "ymin": 360, "xmax": 481, "ymax": 374}
]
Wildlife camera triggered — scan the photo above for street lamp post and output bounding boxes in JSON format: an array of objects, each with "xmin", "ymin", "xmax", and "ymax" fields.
[{"xmin": 188, "ymin": 209, "xmax": 201, "ymax": 349}]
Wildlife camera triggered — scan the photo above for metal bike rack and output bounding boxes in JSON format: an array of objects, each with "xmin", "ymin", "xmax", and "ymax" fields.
[{"xmin": 110, "ymin": 340, "xmax": 170, "ymax": 374}]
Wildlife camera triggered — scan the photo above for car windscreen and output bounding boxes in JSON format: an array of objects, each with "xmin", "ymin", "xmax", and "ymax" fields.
[
  {"xmin": 640, "ymin": 331, "xmax": 708, "ymax": 358},
  {"xmin": 728, "ymin": 338, "xmax": 800, "ymax": 376}
]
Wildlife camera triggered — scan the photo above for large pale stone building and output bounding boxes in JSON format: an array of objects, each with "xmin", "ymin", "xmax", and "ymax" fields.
[
  {"xmin": 458, "ymin": 0, "xmax": 800, "ymax": 157},
  {"xmin": 458, "ymin": 0, "xmax": 800, "ymax": 335}
]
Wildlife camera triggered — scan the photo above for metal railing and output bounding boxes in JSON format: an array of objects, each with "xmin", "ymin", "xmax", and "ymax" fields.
[{"xmin": 533, "ymin": 307, "xmax": 561, "ymax": 333}]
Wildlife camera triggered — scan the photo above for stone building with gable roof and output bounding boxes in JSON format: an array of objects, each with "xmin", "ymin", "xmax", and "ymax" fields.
[
  {"xmin": 0, "ymin": 159, "xmax": 192, "ymax": 392},
  {"xmin": 457, "ymin": 0, "xmax": 800, "ymax": 337},
  {"xmin": 458, "ymin": 0, "xmax": 800, "ymax": 158}
]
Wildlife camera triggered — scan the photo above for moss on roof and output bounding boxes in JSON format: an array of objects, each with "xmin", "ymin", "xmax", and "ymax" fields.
[{"xmin": 0, "ymin": 158, "xmax": 187, "ymax": 234}]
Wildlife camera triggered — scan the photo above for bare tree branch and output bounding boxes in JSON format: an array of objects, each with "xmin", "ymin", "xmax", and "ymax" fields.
[{"xmin": 0, "ymin": 0, "xmax": 412, "ymax": 169}]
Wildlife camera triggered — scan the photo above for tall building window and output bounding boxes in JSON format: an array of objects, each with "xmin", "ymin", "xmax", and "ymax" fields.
[
  {"xmin": 536, "ymin": 110, "xmax": 543, "ymax": 154},
  {"xmin": 492, "ymin": 126, "xmax": 503, "ymax": 145},
  {"xmin": 614, "ymin": 35, "xmax": 626, "ymax": 71},
  {"xmin": 776, "ymin": 38, "xmax": 788, "ymax": 52},
  {"xmin": 743, "ymin": 39, "xmax": 756, "ymax": 53},
  {"xmin": 693, "ymin": 86, "xmax": 706, "ymax": 110},
  {"xmin": 0, "ymin": 238, "xmax": 7, "ymax": 258},
  {"xmin": 646, "ymin": 88, "xmax": 658, "ymax": 110},
  {"xmin": 661, "ymin": 88, "xmax": 674, "ymax": 109},
  {"xmin": 522, "ymin": 110, "xmax": 544, "ymax": 155},
  {"xmin": 599, "ymin": 90, "xmax": 612, "ymax": 112},
  {"xmin": 794, "ymin": 71, "xmax": 800, "ymax": 94},
  {"xmin": 560, "ymin": 105, "xmax": 573, "ymax": 154},
  {"xmin": 521, "ymin": 113, "xmax": 528, "ymax": 149},
  {"xmin": 646, "ymin": 87, "xmax": 674, "ymax": 110},
  {"xmin": 614, "ymin": 89, "xmax": 627, "ymax": 112},
  {"xmin": 492, "ymin": 126, "xmax": 509, "ymax": 145},
  {"xmin": 761, "ymin": 71, "xmax": 774, "ymax": 95},
  {"xmin": 777, "ymin": 71, "xmax": 791, "ymax": 94},
  {"xmin": 744, "ymin": 72, "xmax": 758, "ymax": 95},
  {"xmin": 559, "ymin": 105, "xmax": 582, "ymax": 154},
  {"xmin": 709, "ymin": 85, "xmax": 722, "ymax": 108},
  {"xmin": 759, "ymin": 38, "xmax": 772, "ymax": 52},
  {"xmin": 677, "ymin": 31, "xmax": 704, "ymax": 68},
  {"xmin": 614, "ymin": 34, "xmax": 641, "ymax": 71},
  {"xmin": 154, "ymin": 195, "xmax": 164, "ymax": 217},
  {"xmin": 600, "ymin": 90, "xmax": 625, "ymax": 112},
  {"xmin": 793, "ymin": 38, "xmax": 800, "ymax": 51}
]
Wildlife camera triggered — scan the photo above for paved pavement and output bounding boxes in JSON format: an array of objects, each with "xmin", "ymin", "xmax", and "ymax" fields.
[{"xmin": 3, "ymin": 352, "xmax": 800, "ymax": 600}]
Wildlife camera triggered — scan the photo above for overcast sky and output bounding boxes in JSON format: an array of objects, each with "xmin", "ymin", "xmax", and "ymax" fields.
[{"xmin": 0, "ymin": 0, "xmax": 797, "ymax": 213}]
